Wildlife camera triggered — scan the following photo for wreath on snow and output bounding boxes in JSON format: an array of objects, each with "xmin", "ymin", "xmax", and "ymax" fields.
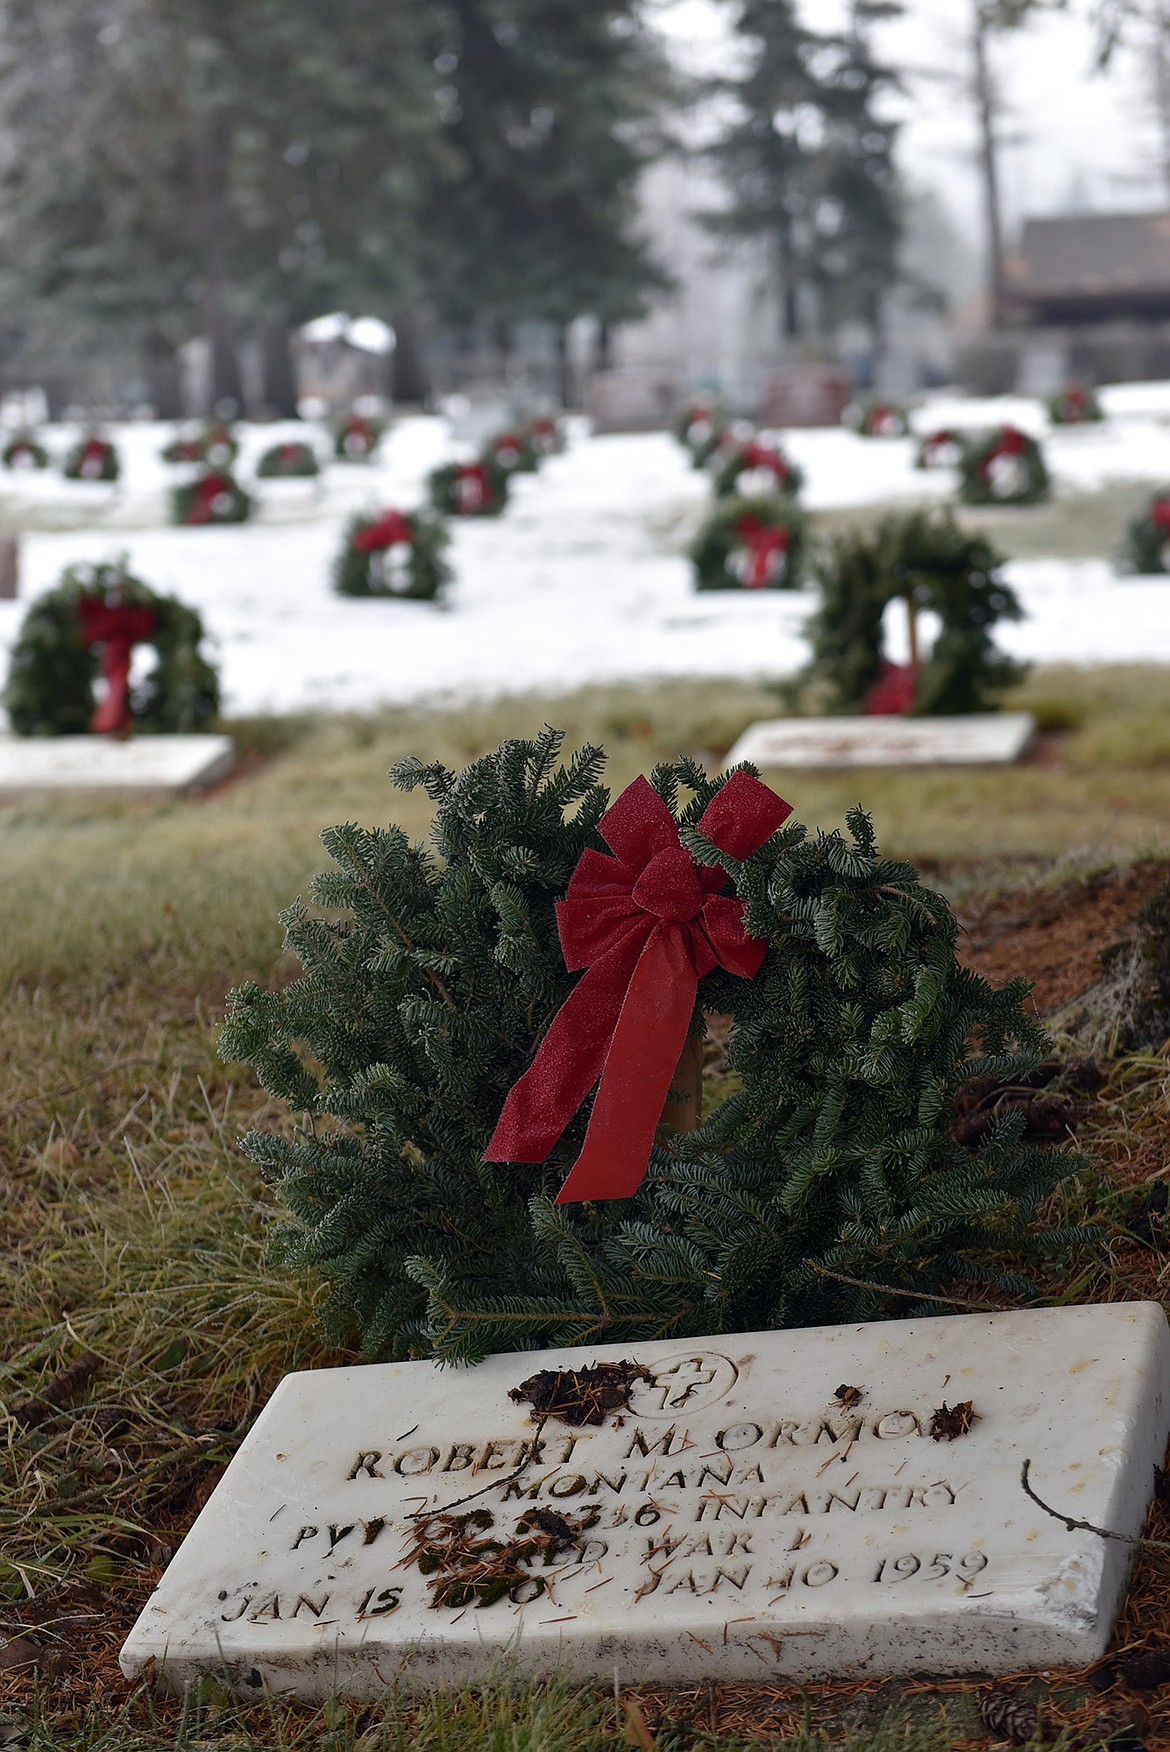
[
  {"xmin": 1047, "ymin": 386, "xmax": 1103, "ymax": 426},
  {"xmin": 959, "ymin": 426, "xmax": 1050, "ymax": 506},
  {"xmin": 335, "ymin": 414, "xmax": 386, "ymax": 460},
  {"xmin": 852, "ymin": 402, "xmax": 910, "ymax": 439},
  {"xmin": 1120, "ymin": 489, "xmax": 1170, "ymax": 574},
  {"xmin": 486, "ymin": 430, "xmax": 540, "ymax": 475},
  {"xmin": 162, "ymin": 424, "xmax": 239, "ymax": 467},
  {"xmin": 256, "ymin": 440, "xmax": 320, "ymax": 478},
  {"xmin": 673, "ymin": 399, "xmax": 725, "ymax": 465},
  {"xmin": 428, "ymin": 456, "xmax": 509, "ymax": 517},
  {"xmin": 691, "ymin": 495, "xmax": 805, "ymax": 592},
  {"xmin": 334, "ymin": 508, "xmax": 451, "ymax": 600},
  {"xmin": 63, "ymin": 435, "xmax": 120, "ymax": 482},
  {"xmin": 171, "ymin": 469, "xmax": 253, "ymax": 526},
  {"xmin": 798, "ymin": 509, "xmax": 1027, "ymax": 716},
  {"xmin": 3, "ymin": 560, "xmax": 220, "ymax": 737},
  {"xmin": 713, "ymin": 439, "xmax": 803, "ymax": 501},
  {"xmin": 3, "ymin": 433, "xmax": 49, "ymax": 470},
  {"xmin": 915, "ymin": 429, "xmax": 966, "ymax": 471},
  {"xmin": 221, "ymin": 730, "xmax": 1081, "ymax": 1362},
  {"xmin": 528, "ymin": 415, "xmax": 565, "ymax": 457}
]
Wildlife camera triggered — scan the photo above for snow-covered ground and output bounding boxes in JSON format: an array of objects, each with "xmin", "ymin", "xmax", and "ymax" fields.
[{"xmin": 1, "ymin": 392, "xmax": 1170, "ymax": 718}]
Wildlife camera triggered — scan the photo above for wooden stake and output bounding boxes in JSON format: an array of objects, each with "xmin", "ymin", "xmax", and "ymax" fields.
[
  {"xmin": 905, "ymin": 592, "xmax": 920, "ymax": 670},
  {"xmin": 659, "ymin": 1031, "xmax": 703, "ymax": 1137}
]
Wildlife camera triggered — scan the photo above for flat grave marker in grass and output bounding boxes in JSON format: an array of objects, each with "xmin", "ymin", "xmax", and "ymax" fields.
[
  {"xmin": 120, "ymin": 1302, "xmax": 1170, "ymax": 1698},
  {"xmin": 0, "ymin": 732, "xmax": 236, "ymax": 797},
  {"xmin": 727, "ymin": 713, "xmax": 1036, "ymax": 770}
]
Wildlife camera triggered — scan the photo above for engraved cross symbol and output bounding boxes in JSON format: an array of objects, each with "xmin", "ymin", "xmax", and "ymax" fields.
[{"xmin": 653, "ymin": 1356, "xmax": 719, "ymax": 1411}]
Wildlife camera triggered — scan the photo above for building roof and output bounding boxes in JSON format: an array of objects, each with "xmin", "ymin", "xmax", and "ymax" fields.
[{"xmin": 1007, "ymin": 211, "xmax": 1170, "ymax": 307}]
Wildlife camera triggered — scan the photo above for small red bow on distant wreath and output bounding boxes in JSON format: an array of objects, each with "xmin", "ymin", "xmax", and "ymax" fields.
[
  {"xmin": 77, "ymin": 594, "xmax": 155, "ymax": 735},
  {"xmin": 186, "ymin": 472, "xmax": 234, "ymax": 524},
  {"xmin": 485, "ymin": 771, "xmax": 792, "ymax": 1202},
  {"xmin": 734, "ymin": 515, "xmax": 791, "ymax": 588},
  {"xmin": 984, "ymin": 425, "xmax": 1028, "ymax": 472},
  {"xmin": 1150, "ymin": 499, "xmax": 1170, "ymax": 532},
  {"xmin": 740, "ymin": 442, "xmax": 789, "ymax": 483},
  {"xmin": 353, "ymin": 510, "xmax": 414, "ymax": 552}
]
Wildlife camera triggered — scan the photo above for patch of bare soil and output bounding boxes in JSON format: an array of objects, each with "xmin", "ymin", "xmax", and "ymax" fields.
[{"xmin": 956, "ymin": 860, "xmax": 1170, "ymax": 1013}]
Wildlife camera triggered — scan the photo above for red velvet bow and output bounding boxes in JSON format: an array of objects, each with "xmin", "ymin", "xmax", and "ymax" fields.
[
  {"xmin": 77, "ymin": 595, "xmax": 155, "ymax": 735},
  {"xmin": 996, "ymin": 426, "xmax": 1027, "ymax": 456},
  {"xmin": 353, "ymin": 510, "xmax": 414, "ymax": 552},
  {"xmin": 456, "ymin": 463, "xmax": 492, "ymax": 512},
  {"xmin": 864, "ymin": 659, "xmax": 918, "ymax": 717},
  {"xmin": 734, "ymin": 516, "xmax": 791, "ymax": 588},
  {"xmin": 1150, "ymin": 499, "xmax": 1170, "ymax": 532},
  {"xmin": 485, "ymin": 771, "xmax": 792, "ymax": 1202}
]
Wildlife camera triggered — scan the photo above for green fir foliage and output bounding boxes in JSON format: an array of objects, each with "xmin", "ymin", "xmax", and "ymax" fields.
[
  {"xmin": 62, "ymin": 435, "xmax": 120, "ymax": 481},
  {"xmin": 959, "ymin": 428, "xmax": 1050, "ymax": 506},
  {"xmin": 801, "ymin": 510, "xmax": 1027, "ymax": 715},
  {"xmin": 4, "ymin": 561, "xmax": 220, "ymax": 737},
  {"xmin": 256, "ymin": 439, "xmax": 321, "ymax": 478},
  {"xmin": 1119, "ymin": 490, "xmax": 1170, "ymax": 574},
  {"xmin": 690, "ymin": 494, "xmax": 805, "ymax": 591},
  {"xmin": 2, "ymin": 432, "xmax": 48, "ymax": 468},
  {"xmin": 222, "ymin": 733, "xmax": 1083, "ymax": 1365},
  {"xmin": 170, "ymin": 471, "xmax": 253, "ymax": 526},
  {"xmin": 333, "ymin": 511, "xmax": 452, "ymax": 600},
  {"xmin": 428, "ymin": 456, "xmax": 510, "ymax": 517}
]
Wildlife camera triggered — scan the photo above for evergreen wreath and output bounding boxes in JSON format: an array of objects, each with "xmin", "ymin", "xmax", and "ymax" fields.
[
  {"xmin": 428, "ymin": 456, "xmax": 509, "ymax": 517},
  {"xmin": 959, "ymin": 426, "xmax": 1050, "ymax": 506},
  {"xmin": 915, "ymin": 428, "xmax": 966, "ymax": 471},
  {"xmin": 4, "ymin": 560, "xmax": 220, "ymax": 736},
  {"xmin": 171, "ymin": 469, "xmax": 253, "ymax": 526},
  {"xmin": 691, "ymin": 495, "xmax": 805, "ymax": 591},
  {"xmin": 221, "ymin": 730, "xmax": 1086, "ymax": 1364},
  {"xmin": 528, "ymin": 415, "xmax": 566, "ymax": 456},
  {"xmin": 1119, "ymin": 489, "xmax": 1170, "ymax": 574},
  {"xmin": 486, "ymin": 430, "xmax": 541, "ymax": 475},
  {"xmin": 1047, "ymin": 386, "xmax": 1103, "ymax": 425},
  {"xmin": 63, "ymin": 435, "xmax": 120, "ymax": 482},
  {"xmin": 853, "ymin": 402, "xmax": 910, "ymax": 438},
  {"xmin": 800, "ymin": 509, "xmax": 1027, "ymax": 716},
  {"xmin": 713, "ymin": 439, "xmax": 803, "ymax": 500},
  {"xmin": 256, "ymin": 440, "xmax": 321, "ymax": 478},
  {"xmin": 2, "ymin": 433, "xmax": 49, "ymax": 469},
  {"xmin": 673, "ymin": 399, "xmax": 725, "ymax": 465},
  {"xmin": 335, "ymin": 413, "xmax": 386, "ymax": 460},
  {"xmin": 162, "ymin": 424, "xmax": 240, "ymax": 466},
  {"xmin": 333, "ymin": 508, "xmax": 451, "ymax": 600}
]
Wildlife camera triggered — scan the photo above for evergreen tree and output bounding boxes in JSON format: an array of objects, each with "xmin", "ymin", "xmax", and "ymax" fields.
[
  {"xmin": 705, "ymin": 0, "xmax": 903, "ymax": 344},
  {"xmin": 415, "ymin": 0, "xmax": 669, "ymax": 396},
  {"xmin": 222, "ymin": 731, "xmax": 1085, "ymax": 1365},
  {"xmin": 0, "ymin": 0, "xmax": 439, "ymax": 412}
]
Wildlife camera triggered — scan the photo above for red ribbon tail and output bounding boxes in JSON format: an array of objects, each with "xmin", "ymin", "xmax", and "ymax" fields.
[
  {"xmin": 484, "ymin": 955, "xmax": 632, "ymax": 1163},
  {"xmin": 555, "ymin": 929, "xmax": 697, "ymax": 1204},
  {"xmin": 91, "ymin": 643, "xmax": 132, "ymax": 734}
]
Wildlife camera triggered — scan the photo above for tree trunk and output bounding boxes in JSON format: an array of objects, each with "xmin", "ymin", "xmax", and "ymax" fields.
[
  {"xmin": 194, "ymin": 114, "xmax": 244, "ymax": 414},
  {"xmin": 972, "ymin": 3, "xmax": 1007, "ymax": 329},
  {"xmin": 391, "ymin": 309, "xmax": 431, "ymax": 404},
  {"xmin": 555, "ymin": 325, "xmax": 575, "ymax": 409},
  {"xmin": 261, "ymin": 318, "xmax": 299, "ymax": 417},
  {"xmin": 144, "ymin": 328, "xmax": 184, "ymax": 419}
]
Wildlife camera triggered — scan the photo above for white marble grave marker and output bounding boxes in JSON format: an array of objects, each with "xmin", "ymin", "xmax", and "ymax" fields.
[
  {"xmin": 120, "ymin": 1303, "xmax": 1170, "ymax": 1697},
  {"xmin": 0, "ymin": 733, "xmax": 236, "ymax": 797},
  {"xmin": 726, "ymin": 713, "xmax": 1036, "ymax": 771}
]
